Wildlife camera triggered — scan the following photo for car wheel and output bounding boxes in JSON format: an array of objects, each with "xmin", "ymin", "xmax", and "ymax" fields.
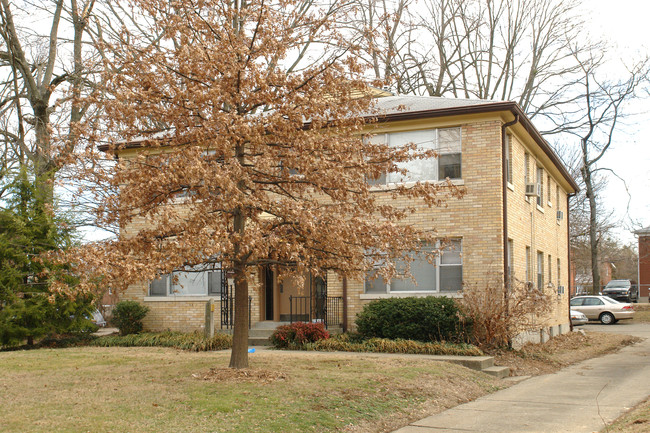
[{"xmin": 600, "ymin": 312, "xmax": 615, "ymax": 325}]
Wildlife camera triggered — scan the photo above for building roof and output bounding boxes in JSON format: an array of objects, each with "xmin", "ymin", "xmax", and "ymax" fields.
[
  {"xmin": 371, "ymin": 95, "xmax": 498, "ymax": 115},
  {"xmin": 100, "ymin": 94, "xmax": 578, "ymax": 192},
  {"xmin": 634, "ymin": 226, "xmax": 650, "ymax": 235}
]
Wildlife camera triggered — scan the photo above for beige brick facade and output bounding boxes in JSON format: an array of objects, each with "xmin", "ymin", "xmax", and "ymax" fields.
[{"xmin": 117, "ymin": 99, "xmax": 576, "ymax": 340}]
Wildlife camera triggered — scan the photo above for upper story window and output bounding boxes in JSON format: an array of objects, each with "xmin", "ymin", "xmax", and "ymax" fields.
[
  {"xmin": 368, "ymin": 127, "xmax": 461, "ymax": 185},
  {"xmin": 536, "ymin": 167, "xmax": 544, "ymax": 207},
  {"xmin": 506, "ymin": 134, "xmax": 513, "ymax": 184}
]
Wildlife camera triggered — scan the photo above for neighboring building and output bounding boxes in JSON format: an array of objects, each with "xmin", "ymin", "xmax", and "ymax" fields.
[
  {"xmin": 114, "ymin": 95, "xmax": 579, "ymax": 341},
  {"xmin": 634, "ymin": 226, "xmax": 650, "ymax": 302},
  {"xmin": 573, "ymin": 261, "xmax": 615, "ymax": 296}
]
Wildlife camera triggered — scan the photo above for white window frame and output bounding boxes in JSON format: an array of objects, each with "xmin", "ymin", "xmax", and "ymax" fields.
[
  {"xmin": 506, "ymin": 134, "xmax": 513, "ymax": 185},
  {"xmin": 368, "ymin": 127, "xmax": 462, "ymax": 185},
  {"xmin": 536, "ymin": 167, "xmax": 544, "ymax": 208},
  {"xmin": 364, "ymin": 239, "xmax": 463, "ymax": 294},
  {"xmin": 149, "ymin": 264, "xmax": 223, "ymax": 297},
  {"xmin": 537, "ymin": 251, "xmax": 544, "ymax": 290}
]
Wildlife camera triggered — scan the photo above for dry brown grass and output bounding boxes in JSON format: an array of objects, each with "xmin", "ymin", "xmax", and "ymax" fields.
[
  {"xmin": 604, "ymin": 397, "xmax": 650, "ymax": 433},
  {"xmin": 493, "ymin": 331, "xmax": 641, "ymax": 376},
  {"xmin": 0, "ymin": 347, "xmax": 504, "ymax": 433},
  {"xmin": 633, "ymin": 303, "xmax": 650, "ymax": 323}
]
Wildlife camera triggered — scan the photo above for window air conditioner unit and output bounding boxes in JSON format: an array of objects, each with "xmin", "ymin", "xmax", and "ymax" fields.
[
  {"xmin": 557, "ymin": 285, "xmax": 565, "ymax": 295},
  {"xmin": 557, "ymin": 210, "xmax": 564, "ymax": 220},
  {"xmin": 525, "ymin": 183, "xmax": 538, "ymax": 196}
]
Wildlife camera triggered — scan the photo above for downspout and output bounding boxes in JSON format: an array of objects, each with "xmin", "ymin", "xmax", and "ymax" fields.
[
  {"xmin": 567, "ymin": 192, "xmax": 576, "ymax": 331},
  {"xmin": 501, "ymin": 115, "xmax": 519, "ymax": 288},
  {"xmin": 502, "ymin": 115, "xmax": 518, "ymax": 349},
  {"xmin": 342, "ymin": 277, "xmax": 348, "ymax": 332}
]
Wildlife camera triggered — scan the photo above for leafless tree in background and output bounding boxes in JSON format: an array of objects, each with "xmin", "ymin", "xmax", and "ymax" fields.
[
  {"xmin": 550, "ymin": 48, "xmax": 649, "ymax": 291},
  {"xmin": 352, "ymin": 0, "xmax": 586, "ymax": 117}
]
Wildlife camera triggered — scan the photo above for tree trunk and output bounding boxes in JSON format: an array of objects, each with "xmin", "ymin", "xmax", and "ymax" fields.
[
  {"xmin": 582, "ymin": 165, "xmax": 600, "ymax": 293},
  {"xmin": 228, "ymin": 262, "xmax": 249, "ymax": 369},
  {"xmin": 33, "ymin": 102, "xmax": 56, "ymax": 205},
  {"xmin": 229, "ymin": 189, "xmax": 249, "ymax": 368}
]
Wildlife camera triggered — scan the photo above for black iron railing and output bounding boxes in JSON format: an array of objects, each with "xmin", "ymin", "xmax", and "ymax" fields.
[
  {"xmin": 220, "ymin": 295, "xmax": 252, "ymax": 330},
  {"xmin": 289, "ymin": 294, "xmax": 343, "ymax": 329}
]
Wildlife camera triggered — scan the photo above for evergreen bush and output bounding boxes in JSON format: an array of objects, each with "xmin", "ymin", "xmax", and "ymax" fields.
[
  {"xmin": 355, "ymin": 296, "xmax": 469, "ymax": 343},
  {"xmin": 113, "ymin": 301, "xmax": 149, "ymax": 335}
]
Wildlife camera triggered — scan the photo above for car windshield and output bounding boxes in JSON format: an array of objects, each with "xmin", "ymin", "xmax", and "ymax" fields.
[{"xmin": 606, "ymin": 281, "xmax": 629, "ymax": 288}]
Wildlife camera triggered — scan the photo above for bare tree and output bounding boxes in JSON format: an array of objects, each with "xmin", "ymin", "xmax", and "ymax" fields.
[
  {"xmin": 0, "ymin": 0, "xmax": 97, "ymax": 204},
  {"xmin": 351, "ymin": 0, "xmax": 587, "ymax": 118},
  {"xmin": 553, "ymin": 49, "xmax": 649, "ymax": 292}
]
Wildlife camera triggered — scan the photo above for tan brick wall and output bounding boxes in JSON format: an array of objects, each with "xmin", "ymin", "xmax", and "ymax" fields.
[
  {"xmin": 119, "ymin": 113, "xmax": 573, "ymax": 334},
  {"xmin": 345, "ymin": 119, "xmax": 506, "ymax": 327},
  {"xmin": 506, "ymin": 131, "xmax": 570, "ymax": 328}
]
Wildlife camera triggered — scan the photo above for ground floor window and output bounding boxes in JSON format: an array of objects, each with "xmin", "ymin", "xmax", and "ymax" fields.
[
  {"xmin": 365, "ymin": 240, "xmax": 462, "ymax": 294},
  {"xmin": 149, "ymin": 264, "xmax": 223, "ymax": 296}
]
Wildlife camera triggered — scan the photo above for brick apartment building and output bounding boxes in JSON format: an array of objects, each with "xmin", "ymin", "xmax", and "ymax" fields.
[
  {"xmin": 115, "ymin": 95, "xmax": 579, "ymax": 340},
  {"xmin": 634, "ymin": 226, "xmax": 650, "ymax": 302}
]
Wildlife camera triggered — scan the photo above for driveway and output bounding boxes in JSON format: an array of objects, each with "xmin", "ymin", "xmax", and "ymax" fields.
[{"xmin": 393, "ymin": 322, "xmax": 650, "ymax": 433}]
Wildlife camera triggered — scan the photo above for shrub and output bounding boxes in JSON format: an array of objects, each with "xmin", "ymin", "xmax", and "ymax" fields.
[
  {"xmin": 112, "ymin": 301, "xmax": 149, "ymax": 335},
  {"xmin": 355, "ymin": 296, "xmax": 468, "ymax": 343},
  {"xmin": 305, "ymin": 334, "xmax": 482, "ymax": 356},
  {"xmin": 270, "ymin": 322, "xmax": 330, "ymax": 348},
  {"xmin": 92, "ymin": 331, "xmax": 232, "ymax": 351},
  {"xmin": 459, "ymin": 277, "xmax": 554, "ymax": 350}
]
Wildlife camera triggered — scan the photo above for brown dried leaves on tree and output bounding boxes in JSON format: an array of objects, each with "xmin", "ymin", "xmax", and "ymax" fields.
[{"xmin": 59, "ymin": 0, "xmax": 463, "ymax": 367}]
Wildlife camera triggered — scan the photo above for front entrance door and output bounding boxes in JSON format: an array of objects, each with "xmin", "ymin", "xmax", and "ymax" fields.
[{"xmin": 264, "ymin": 266, "xmax": 274, "ymax": 320}]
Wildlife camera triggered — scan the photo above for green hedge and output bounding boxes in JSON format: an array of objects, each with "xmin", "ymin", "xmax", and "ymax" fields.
[
  {"xmin": 355, "ymin": 296, "xmax": 469, "ymax": 343},
  {"xmin": 91, "ymin": 331, "xmax": 232, "ymax": 351},
  {"xmin": 113, "ymin": 301, "xmax": 150, "ymax": 335}
]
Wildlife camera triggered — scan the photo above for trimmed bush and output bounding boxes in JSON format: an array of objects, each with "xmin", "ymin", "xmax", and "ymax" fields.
[
  {"xmin": 355, "ymin": 296, "xmax": 469, "ymax": 343},
  {"xmin": 92, "ymin": 331, "xmax": 232, "ymax": 351},
  {"xmin": 112, "ymin": 301, "xmax": 149, "ymax": 335},
  {"xmin": 304, "ymin": 334, "xmax": 482, "ymax": 356},
  {"xmin": 270, "ymin": 322, "xmax": 330, "ymax": 349}
]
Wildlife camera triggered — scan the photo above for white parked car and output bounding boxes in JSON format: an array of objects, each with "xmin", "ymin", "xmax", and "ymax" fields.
[
  {"xmin": 570, "ymin": 310, "xmax": 588, "ymax": 326},
  {"xmin": 569, "ymin": 295, "xmax": 635, "ymax": 325}
]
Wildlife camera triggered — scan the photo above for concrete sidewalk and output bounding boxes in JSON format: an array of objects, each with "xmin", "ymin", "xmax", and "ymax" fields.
[{"xmin": 393, "ymin": 323, "xmax": 650, "ymax": 433}]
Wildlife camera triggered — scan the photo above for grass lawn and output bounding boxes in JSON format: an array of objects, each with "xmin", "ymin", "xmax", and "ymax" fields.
[
  {"xmin": 604, "ymin": 397, "xmax": 650, "ymax": 432},
  {"xmin": 633, "ymin": 303, "xmax": 650, "ymax": 323},
  {"xmin": 0, "ymin": 347, "xmax": 504, "ymax": 433},
  {"xmin": 494, "ymin": 331, "xmax": 641, "ymax": 377}
]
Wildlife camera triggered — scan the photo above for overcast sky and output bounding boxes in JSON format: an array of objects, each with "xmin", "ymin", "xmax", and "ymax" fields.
[{"xmin": 579, "ymin": 0, "xmax": 650, "ymax": 243}]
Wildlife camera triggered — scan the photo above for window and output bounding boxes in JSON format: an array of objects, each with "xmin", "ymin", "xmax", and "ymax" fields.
[
  {"xmin": 506, "ymin": 134, "xmax": 513, "ymax": 184},
  {"xmin": 548, "ymin": 254, "xmax": 552, "ymax": 285},
  {"xmin": 583, "ymin": 297, "xmax": 604, "ymax": 306},
  {"xmin": 547, "ymin": 176, "xmax": 552, "ymax": 204},
  {"xmin": 525, "ymin": 246, "xmax": 531, "ymax": 283},
  {"xmin": 365, "ymin": 240, "xmax": 463, "ymax": 294},
  {"xmin": 368, "ymin": 127, "xmax": 461, "ymax": 185},
  {"xmin": 507, "ymin": 239, "xmax": 514, "ymax": 288},
  {"xmin": 570, "ymin": 298, "xmax": 583, "ymax": 307},
  {"xmin": 557, "ymin": 258, "xmax": 561, "ymax": 289},
  {"xmin": 536, "ymin": 167, "xmax": 544, "ymax": 207},
  {"xmin": 537, "ymin": 251, "xmax": 544, "ymax": 289},
  {"xmin": 149, "ymin": 264, "xmax": 223, "ymax": 296},
  {"xmin": 556, "ymin": 185, "xmax": 560, "ymax": 210},
  {"xmin": 524, "ymin": 153, "xmax": 530, "ymax": 185}
]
